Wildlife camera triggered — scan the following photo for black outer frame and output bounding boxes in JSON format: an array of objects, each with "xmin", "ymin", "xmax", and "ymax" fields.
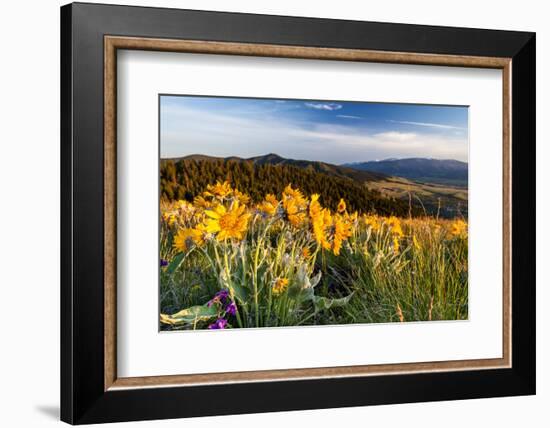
[{"xmin": 60, "ymin": 2, "xmax": 535, "ymax": 424}]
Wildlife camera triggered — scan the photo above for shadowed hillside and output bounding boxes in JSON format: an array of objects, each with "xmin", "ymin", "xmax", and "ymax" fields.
[{"xmin": 161, "ymin": 155, "xmax": 419, "ymax": 217}]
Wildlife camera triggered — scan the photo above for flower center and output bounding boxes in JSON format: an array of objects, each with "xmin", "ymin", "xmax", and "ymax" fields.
[{"xmin": 219, "ymin": 213, "xmax": 237, "ymax": 230}]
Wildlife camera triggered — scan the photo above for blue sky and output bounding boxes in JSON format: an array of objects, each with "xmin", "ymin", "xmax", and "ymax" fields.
[{"xmin": 160, "ymin": 95, "xmax": 468, "ymax": 164}]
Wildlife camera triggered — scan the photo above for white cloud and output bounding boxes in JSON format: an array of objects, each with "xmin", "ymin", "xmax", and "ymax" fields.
[
  {"xmin": 386, "ymin": 120, "xmax": 466, "ymax": 130},
  {"xmin": 374, "ymin": 131, "xmax": 418, "ymax": 141},
  {"xmin": 304, "ymin": 102, "xmax": 342, "ymax": 111},
  {"xmin": 161, "ymin": 103, "xmax": 468, "ymax": 163},
  {"xmin": 336, "ymin": 114, "xmax": 362, "ymax": 120}
]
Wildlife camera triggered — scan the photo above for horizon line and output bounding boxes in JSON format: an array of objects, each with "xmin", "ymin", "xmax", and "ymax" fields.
[{"xmin": 160, "ymin": 152, "xmax": 468, "ymax": 165}]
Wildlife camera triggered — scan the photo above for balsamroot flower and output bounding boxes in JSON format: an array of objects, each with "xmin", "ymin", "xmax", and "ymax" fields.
[
  {"xmin": 281, "ymin": 184, "xmax": 307, "ymax": 226},
  {"xmin": 310, "ymin": 195, "xmax": 331, "ymax": 250},
  {"xmin": 363, "ymin": 214, "xmax": 380, "ymax": 232},
  {"xmin": 393, "ymin": 236, "xmax": 400, "ymax": 254},
  {"xmin": 282, "ymin": 198, "xmax": 306, "ymax": 226},
  {"xmin": 258, "ymin": 194, "xmax": 279, "ymax": 216},
  {"xmin": 272, "ymin": 278, "xmax": 289, "ymax": 295},
  {"xmin": 233, "ymin": 188, "xmax": 251, "ymax": 205},
  {"xmin": 332, "ymin": 215, "xmax": 353, "ymax": 255},
  {"xmin": 176, "ymin": 199, "xmax": 193, "ymax": 211},
  {"xmin": 413, "ymin": 235, "xmax": 421, "ymax": 251},
  {"xmin": 337, "ymin": 198, "xmax": 347, "ymax": 213},
  {"xmin": 204, "ymin": 202, "xmax": 251, "ymax": 241},
  {"xmin": 386, "ymin": 216, "xmax": 404, "ymax": 237},
  {"xmin": 450, "ymin": 219, "xmax": 468, "ymax": 239},
  {"xmin": 282, "ymin": 184, "xmax": 306, "ymax": 204},
  {"xmin": 204, "ymin": 180, "xmax": 233, "ymax": 199},
  {"xmin": 193, "ymin": 195, "xmax": 212, "ymax": 209},
  {"xmin": 162, "ymin": 211, "xmax": 178, "ymax": 226},
  {"xmin": 173, "ymin": 227, "xmax": 205, "ymax": 252},
  {"xmin": 309, "ymin": 194, "xmax": 352, "ymax": 255}
]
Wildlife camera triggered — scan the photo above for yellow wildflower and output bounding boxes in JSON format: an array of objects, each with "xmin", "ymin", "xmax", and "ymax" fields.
[
  {"xmin": 311, "ymin": 208, "xmax": 332, "ymax": 250},
  {"xmin": 333, "ymin": 215, "xmax": 352, "ymax": 255},
  {"xmin": 302, "ymin": 247, "xmax": 311, "ymax": 259},
  {"xmin": 337, "ymin": 198, "xmax": 346, "ymax": 213},
  {"xmin": 309, "ymin": 196, "xmax": 352, "ymax": 255},
  {"xmin": 283, "ymin": 197, "xmax": 306, "ymax": 227},
  {"xmin": 282, "ymin": 184, "xmax": 306, "ymax": 206},
  {"xmin": 204, "ymin": 202, "xmax": 251, "ymax": 241},
  {"xmin": 173, "ymin": 227, "xmax": 204, "ymax": 252},
  {"xmin": 176, "ymin": 200, "xmax": 192, "ymax": 210},
  {"xmin": 386, "ymin": 216, "xmax": 404, "ymax": 237},
  {"xmin": 309, "ymin": 194, "xmax": 328, "ymax": 247},
  {"xmin": 347, "ymin": 211, "xmax": 358, "ymax": 222},
  {"xmin": 363, "ymin": 214, "xmax": 380, "ymax": 232},
  {"xmin": 281, "ymin": 184, "xmax": 307, "ymax": 226},
  {"xmin": 163, "ymin": 211, "xmax": 178, "ymax": 226},
  {"xmin": 204, "ymin": 180, "xmax": 233, "ymax": 199},
  {"xmin": 450, "ymin": 219, "xmax": 468, "ymax": 239},
  {"xmin": 309, "ymin": 194, "xmax": 322, "ymax": 218},
  {"xmin": 233, "ymin": 188, "xmax": 250, "ymax": 205},
  {"xmin": 258, "ymin": 194, "xmax": 279, "ymax": 216},
  {"xmin": 272, "ymin": 278, "xmax": 289, "ymax": 295},
  {"xmin": 193, "ymin": 195, "xmax": 212, "ymax": 209},
  {"xmin": 393, "ymin": 236, "xmax": 400, "ymax": 253},
  {"xmin": 413, "ymin": 235, "xmax": 421, "ymax": 251}
]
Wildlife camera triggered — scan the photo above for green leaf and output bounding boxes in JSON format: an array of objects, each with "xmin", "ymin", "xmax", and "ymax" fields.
[
  {"xmin": 309, "ymin": 271, "xmax": 322, "ymax": 288},
  {"xmin": 287, "ymin": 283, "xmax": 314, "ymax": 303},
  {"xmin": 230, "ymin": 282, "xmax": 249, "ymax": 302},
  {"xmin": 312, "ymin": 293, "xmax": 354, "ymax": 313},
  {"xmin": 166, "ymin": 253, "xmax": 185, "ymax": 275},
  {"xmin": 218, "ymin": 271, "xmax": 249, "ymax": 302},
  {"xmin": 160, "ymin": 304, "xmax": 218, "ymax": 326}
]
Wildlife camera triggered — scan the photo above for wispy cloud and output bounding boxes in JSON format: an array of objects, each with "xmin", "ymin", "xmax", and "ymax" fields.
[
  {"xmin": 387, "ymin": 120, "xmax": 466, "ymax": 130},
  {"xmin": 374, "ymin": 131, "xmax": 418, "ymax": 141},
  {"xmin": 337, "ymin": 114, "xmax": 362, "ymax": 120},
  {"xmin": 304, "ymin": 102, "xmax": 342, "ymax": 111},
  {"xmin": 161, "ymin": 103, "xmax": 468, "ymax": 163}
]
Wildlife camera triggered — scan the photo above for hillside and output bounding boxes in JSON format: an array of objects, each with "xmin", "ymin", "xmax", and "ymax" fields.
[
  {"xmin": 344, "ymin": 158, "xmax": 468, "ymax": 187},
  {"xmin": 178, "ymin": 153, "xmax": 389, "ymax": 183},
  {"xmin": 161, "ymin": 154, "xmax": 467, "ymax": 218},
  {"xmin": 161, "ymin": 155, "xmax": 418, "ymax": 217}
]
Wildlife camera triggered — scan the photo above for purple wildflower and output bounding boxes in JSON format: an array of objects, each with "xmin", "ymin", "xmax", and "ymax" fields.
[
  {"xmin": 208, "ymin": 318, "xmax": 228, "ymax": 329},
  {"xmin": 160, "ymin": 259, "xmax": 169, "ymax": 267},
  {"xmin": 207, "ymin": 289, "xmax": 230, "ymax": 307},
  {"xmin": 225, "ymin": 301, "xmax": 237, "ymax": 316}
]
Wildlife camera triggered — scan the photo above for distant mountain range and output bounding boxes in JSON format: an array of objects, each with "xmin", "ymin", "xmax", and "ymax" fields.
[{"xmin": 343, "ymin": 158, "xmax": 468, "ymax": 187}]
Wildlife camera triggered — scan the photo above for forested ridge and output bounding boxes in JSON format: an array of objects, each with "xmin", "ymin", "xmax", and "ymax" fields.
[{"xmin": 160, "ymin": 157, "xmax": 420, "ymax": 216}]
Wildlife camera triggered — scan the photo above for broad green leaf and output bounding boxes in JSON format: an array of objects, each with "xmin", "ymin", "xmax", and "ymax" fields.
[
  {"xmin": 218, "ymin": 270, "xmax": 249, "ymax": 302},
  {"xmin": 287, "ymin": 283, "xmax": 314, "ymax": 303},
  {"xmin": 312, "ymin": 293, "xmax": 354, "ymax": 313},
  {"xmin": 171, "ymin": 304, "xmax": 218, "ymax": 319},
  {"xmin": 161, "ymin": 304, "xmax": 218, "ymax": 326},
  {"xmin": 230, "ymin": 282, "xmax": 249, "ymax": 302},
  {"xmin": 309, "ymin": 271, "xmax": 322, "ymax": 288},
  {"xmin": 166, "ymin": 253, "xmax": 185, "ymax": 275}
]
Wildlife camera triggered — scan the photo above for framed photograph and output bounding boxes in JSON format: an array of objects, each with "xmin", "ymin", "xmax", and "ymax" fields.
[{"xmin": 61, "ymin": 2, "xmax": 535, "ymax": 424}]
